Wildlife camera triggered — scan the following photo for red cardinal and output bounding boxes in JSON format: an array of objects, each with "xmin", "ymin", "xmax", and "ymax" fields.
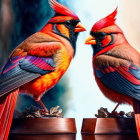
[
  {"xmin": 0, "ymin": 0, "xmax": 86, "ymax": 139},
  {"xmin": 85, "ymin": 8, "xmax": 140, "ymax": 138}
]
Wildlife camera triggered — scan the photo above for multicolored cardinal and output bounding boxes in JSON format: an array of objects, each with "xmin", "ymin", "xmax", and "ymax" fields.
[
  {"xmin": 85, "ymin": 8, "xmax": 140, "ymax": 138},
  {"xmin": 0, "ymin": 0, "xmax": 86, "ymax": 139}
]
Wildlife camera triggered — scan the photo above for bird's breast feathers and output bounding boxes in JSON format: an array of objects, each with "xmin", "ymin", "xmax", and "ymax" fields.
[{"xmin": 21, "ymin": 45, "xmax": 72, "ymax": 99}]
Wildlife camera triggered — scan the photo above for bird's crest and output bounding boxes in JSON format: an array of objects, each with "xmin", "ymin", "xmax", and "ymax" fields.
[
  {"xmin": 49, "ymin": 0, "xmax": 78, "ymax": 19},
  {"xmin": 92, "ymin": 8, "xmax": 117, "ymax": 32}
]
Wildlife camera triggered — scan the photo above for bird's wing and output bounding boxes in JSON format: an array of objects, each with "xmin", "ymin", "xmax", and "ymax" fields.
[
  {"xmin": 94, "ymin": 55, "xmax": 140, "ymax": 100},
  {"xmin": 0, "ymin": 41, "xmax": 61, "ymax": 97}
]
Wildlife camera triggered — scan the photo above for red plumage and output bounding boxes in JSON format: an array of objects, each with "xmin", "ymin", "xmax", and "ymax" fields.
[
  {"xmin": 86, "ymin": 8, "xmax": 140, "ymax": 139},
  {"xmin": 133, "ymin": 100, "xmax": 140, "ymax": 139},
  {"xmin": 0, "ymin": 89, "xmax": 18, "ymax": 140},
  {"xmin": 49, "ymin": 0, "xmax": 78, "ymax": 19},
  {"xmin": 91, "ymin": 7, "xmax": 117, "ymax": 32}
]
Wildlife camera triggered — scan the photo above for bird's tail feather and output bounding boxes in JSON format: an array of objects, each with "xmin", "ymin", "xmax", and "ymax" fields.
[
  {"xmin": 133, "ymin": 99, "xmax": 140, "ymax": 139},
  {"xmin": 0, "ymin": 89, "xmax": 18, "ymax": 140}
]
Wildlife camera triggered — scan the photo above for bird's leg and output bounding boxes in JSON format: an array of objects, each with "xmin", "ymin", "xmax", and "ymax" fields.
[
  {"xmin": 111, "ymin": 103, "xmax": 119, "ymax": 113},
  {"xmin": 108, "ymin": 103, "xmax": 120, "ymax": 117},
  {"xmin": 37, "ymin": 100, "xmax": 49, "ymax": 113}
]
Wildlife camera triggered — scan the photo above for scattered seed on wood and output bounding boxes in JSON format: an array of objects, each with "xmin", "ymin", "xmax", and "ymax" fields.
[
  {"xmin": 95, "ymin": 107, "xmax": 134, "ymax": 118},
  {"xmin": 15, "ymin": 105, "xmax": 64, "ymax": 118}
]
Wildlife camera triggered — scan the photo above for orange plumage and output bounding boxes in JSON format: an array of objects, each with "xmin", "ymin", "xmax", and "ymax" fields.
[{"xmin": 0, "ymin": 0, "xmax": 86, "ymax": 139}]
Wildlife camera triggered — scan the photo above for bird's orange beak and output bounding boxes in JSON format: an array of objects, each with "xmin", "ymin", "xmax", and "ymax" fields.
[
  {"xmin": 85, "ymin": 35, "xmax": 96, "ymax": 45},
  {"xmin": 74, "ymin": 22, "xmax": 86, "ymax": 32}
]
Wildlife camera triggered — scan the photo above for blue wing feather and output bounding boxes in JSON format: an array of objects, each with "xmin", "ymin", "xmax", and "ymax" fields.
[
  {"xmin": 19, "ymin": 55, "xmax": 55, "ymax": 75},
  {"xmin": 95, "ymin": 64, "xmax": 140, "ymax": 100},
  {"xmin": 129, "ymin": 64, "xmax": 140, "ymax": 80},
  {"xmin": 0, "ymin": 55, "xmax": 55, "ymax": 97}
]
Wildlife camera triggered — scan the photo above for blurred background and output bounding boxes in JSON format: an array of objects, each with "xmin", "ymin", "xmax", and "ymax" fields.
[{"xmin": 0, "ymin": 0, "xmax": 140, "ymax": 139}]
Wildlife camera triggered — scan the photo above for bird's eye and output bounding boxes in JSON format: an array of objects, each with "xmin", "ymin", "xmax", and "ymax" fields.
[
  {"xmin": 93, "ymin": 32, "xmax": 106, "ymax": 40},
  {"xmin": 66, "ymin": 20, "xmax": 71, "ymax": 24},
  {"xmin": 99, "ymin": 32, "xmax": 107, "ymax": 40},
  {"xmin": 71, "ymin": 20, "xmax": 79, "ymax": 26},
  {"xmin": 101, "ymin": 35, "xmax": 112, "ymax": 47},
  {"xmin": 65, "ymin": 20, "xmax": 79, "ymax": 26}
]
